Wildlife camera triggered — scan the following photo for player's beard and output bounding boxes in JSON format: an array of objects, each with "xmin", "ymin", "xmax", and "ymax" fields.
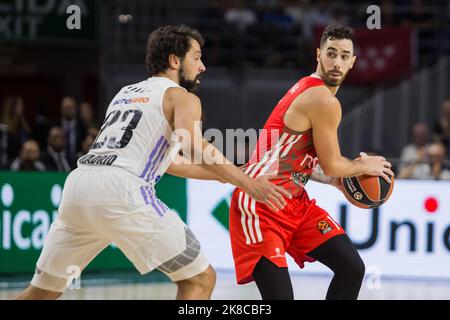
[
  {"xmin": 319, "ymin": 59, "xmax": 348, "ymax": 87},
  {"xmin": 179, "ymin": 65, "xmax": 202, "ymax": 93}
]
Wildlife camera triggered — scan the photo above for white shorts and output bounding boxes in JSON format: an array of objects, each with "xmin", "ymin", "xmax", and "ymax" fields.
[{"xmin": 31, "ymin": 166, "xmax": 209, "ymax": 292}]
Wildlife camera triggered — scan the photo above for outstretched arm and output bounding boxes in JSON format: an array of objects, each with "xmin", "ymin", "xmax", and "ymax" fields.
[
  {"xmin": 168, "ymin": 88, "xmax": 291, "ymax": 212},
  {"xmin": 166, "ymin": 152, "xmax": 227, "ymax": 182}
]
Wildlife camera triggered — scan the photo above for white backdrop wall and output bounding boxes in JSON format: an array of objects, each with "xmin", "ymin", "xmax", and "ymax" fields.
[{"xmin": 187, "ymin": 180, "xmax": 450, "ymax": 280}]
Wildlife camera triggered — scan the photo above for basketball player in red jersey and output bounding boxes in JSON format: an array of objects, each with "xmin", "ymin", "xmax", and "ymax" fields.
[{"xmin": 228, "ymin": 25, "xmax": 394, "ymax": 299}]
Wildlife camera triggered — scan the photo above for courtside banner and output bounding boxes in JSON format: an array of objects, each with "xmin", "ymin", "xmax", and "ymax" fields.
[
  {"xmin": 188, "ymin": 179, "xmax": 450, "ymax": 280},
  {"xmin": 0, "ymin": 171, "xmax": 186, "ymax": 273},
  {"xmin": 2, "ymin": 171, "xmax": 449, "ymax": 280}
]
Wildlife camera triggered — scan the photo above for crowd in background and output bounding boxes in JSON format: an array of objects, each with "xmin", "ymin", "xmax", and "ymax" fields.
[
  {"xmin": 197, "ymin": 0, "xmax": 449, "ymax": 69},
  {"xmin": 0, "ymin": 96, "xmax": 99, "ymax": 173},
  {"xmin": 1, "ymin": 95, "xmax": 449, "ymax": 180},
  {"xmin": 0, "ymin": 0, "xmax": 449, "ymax": 179},
  {"xmin": 397, "ymin": 99, "xmax": 450, "ymax": 180}
]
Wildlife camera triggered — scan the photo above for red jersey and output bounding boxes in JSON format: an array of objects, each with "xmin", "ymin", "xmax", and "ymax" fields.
[
  {"xmin": 230, "ymin": 75, "xmax": 346, "ymax": 285},
  {"xmin": 241, "ymin": 75, "xmax": 324, "ymax": 197}
]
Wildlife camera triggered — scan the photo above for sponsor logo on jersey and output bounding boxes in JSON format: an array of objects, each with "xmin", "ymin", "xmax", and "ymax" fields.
[
  {"xmin": 269, "ymin": 247, "xmax": 285, "ymax": 258},
  {"xmin": 291, "ymin": 172, "xmax": 310, "ymax": 186},
  {"xmin": 317, "ymin": 220, "xmax": 333, "ymax": 234},
  {"xmin": 113, "ymin": 97, "xmax": 149, "ymax": 105},
  {"xmin": 300, "ymin": 154, "xmax": 319, "ymax": 170}
]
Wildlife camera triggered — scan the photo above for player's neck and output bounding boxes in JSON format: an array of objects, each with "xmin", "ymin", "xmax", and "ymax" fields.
[
  {"xmin": 311, "ymin": 72, "xmax": 340, "ymax": 96},
  {"xmin": 155, "ymin": 71, "xmax": 180, "ymax": 85}
]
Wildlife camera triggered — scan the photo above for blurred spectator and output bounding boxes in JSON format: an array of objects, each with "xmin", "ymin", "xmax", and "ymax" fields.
[
  {"xmin": 301, "ymin": 0, "xmax": 331, "ymax": 42},
  {"xmin": 256, "ymin": 2, "xmax": 298, "ymax": 68},
  {"xmin": 34, "ymin": 101, "xmax": 50, "ymax": 151},
  {"xmin": 432, "ymin": 99, "xmax": 450, "ymax": 157},
  {"xmin": 427, "ymin": 142, "xmax": 450, "ymax": 180},
  {"xmin": 224, "ymin": 0, "xmax": 258, "ymax": 32},
  {"xmin": 400, "ymin": 0, "xmax": 434, "ymax": 29},
  {"xmin": 380, "ymin": 0, "xmax": 395, "ymax": 26},
  {"xmin": 282, "ymin": 0, "xmax": 306, "ymax": 25},
  {"xmin": 398, "ymin": 123, "xmax": 430, "ymax": 178},
  {"xmin": 400, "ymin": 0, "xmax": 436, "ymax": 65},
  {"xmin": 75, "ymin": 126, "xmax": 99, "ymax": 163},
  {"xmin": 87, "ymin": 126, "xmax": 100, "ymax": 138},
  {"xmin": 80, "ymin": 101, "xmax": 97, "ymax": 128},
  {"xmin": 197, "ymin": 1, "xmax": 226, "ymax": 65},
  {"xmin": 58, "ymin": 96, "xmax": 87, "ymax": 169},
  {"xmin": 10, "ymin": 140, "xmax": 45, "ymax": 172},
  {"xmin": 40, "ymin": 127, "xmax": 71, "ymax": 172},
  {"xmin": 329, "ymin": 2, "xmax": 350, "ymax": 27},
  {"xmin": 260, "ymin": 4, "xmax": 295, "ymax": 30},
  {"xmin": 1, "ymin": 96, "xmax": 31, "ymax": 162},
  {"xmin": 398, "ymin": 142, "xmax": 450, "ymax": 180},
  {"xmin": 300, "ymin": 0, "xmax": 331, "ymax": 67},
  {"xmin": 77, "ymin": 134, "xmax": 95, "ymax": 160}
]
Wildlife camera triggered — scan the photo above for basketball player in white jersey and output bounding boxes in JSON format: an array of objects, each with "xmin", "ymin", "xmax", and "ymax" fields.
[{"xmin": 14, "ymin": 25, "xmax": 291, "ymax": 300}]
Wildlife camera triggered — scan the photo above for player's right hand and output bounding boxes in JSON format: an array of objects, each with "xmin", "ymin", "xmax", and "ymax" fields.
[
  {"xmin": 361, "ymin": 154, "xmax": 394, "ymax": 183},
  {"xmin": 245, "ymin": 176, "xmax": 292, "ymax": 212}
]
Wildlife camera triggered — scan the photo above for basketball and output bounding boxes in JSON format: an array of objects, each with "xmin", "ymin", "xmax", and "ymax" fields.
[{"xmin": 341, "ymin": 174, "xmax": 394, "ymax": 209}]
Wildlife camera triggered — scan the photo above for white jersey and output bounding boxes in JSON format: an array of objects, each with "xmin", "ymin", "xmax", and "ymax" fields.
[{"xmin": 78, "ymin": 77, "xmax": 183, "ymax": 185}]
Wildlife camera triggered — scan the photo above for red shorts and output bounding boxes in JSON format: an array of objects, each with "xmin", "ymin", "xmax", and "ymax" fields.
[{"xmin": 229, "ymin": 188, "xmax": 345, "ymax": 284}]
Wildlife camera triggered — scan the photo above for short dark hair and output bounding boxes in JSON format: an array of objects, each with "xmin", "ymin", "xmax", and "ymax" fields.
[
  {"xmin": 145, "ymin": 25, "xmax": 205, "ymax": 76},
  {"xmin": 320, "ymin": 24, "xmax": 356, "ymax": 50}
]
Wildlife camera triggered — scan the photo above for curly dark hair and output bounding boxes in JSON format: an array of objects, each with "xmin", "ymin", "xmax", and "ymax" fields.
[
  {"xmin": 145, "ymin": 25, "xmax": 205, "ymax": 76},
  {"xmin": 320, "ymin": 24, "xmax": 356, "ymax": 50}
]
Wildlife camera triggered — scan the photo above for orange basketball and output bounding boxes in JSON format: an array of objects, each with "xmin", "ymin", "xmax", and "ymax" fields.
[{"xmin": 341, "ymin": 174, "xmax": 394, "ymax": 209}]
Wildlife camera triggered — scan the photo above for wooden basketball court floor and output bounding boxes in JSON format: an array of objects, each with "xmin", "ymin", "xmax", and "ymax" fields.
[{"xmin": 1, "ymin": 270, "xmax": 449, "ymax": 300}]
